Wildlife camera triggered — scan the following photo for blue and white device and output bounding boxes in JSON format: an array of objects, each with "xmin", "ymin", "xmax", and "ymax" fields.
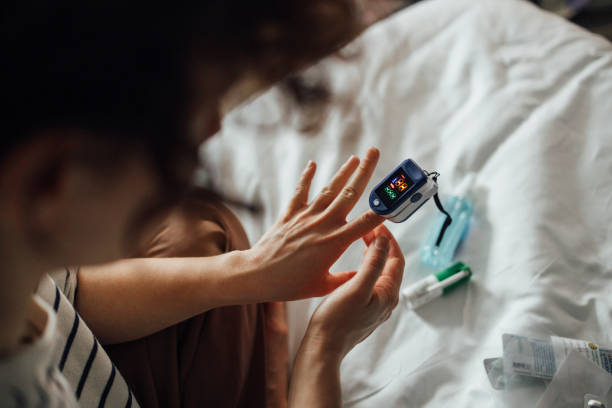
[{"xmin": 369, "ymin": 159, "xmax": 438, "ymax": 223}]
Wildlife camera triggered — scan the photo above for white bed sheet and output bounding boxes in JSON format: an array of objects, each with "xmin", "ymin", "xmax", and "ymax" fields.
[{"xmin": 200, "ymin": 0, "xmax": 612, "ymax": 405}]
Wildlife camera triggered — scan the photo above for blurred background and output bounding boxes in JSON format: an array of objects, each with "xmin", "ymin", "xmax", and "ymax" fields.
[{"xmin": 360, "ymin": 0, "xmax": 612, "ymax": 39}]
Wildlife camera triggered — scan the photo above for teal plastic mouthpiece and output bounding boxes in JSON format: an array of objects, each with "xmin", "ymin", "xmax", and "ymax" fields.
[{"xmin": 420, "ymin": 196, "xmax": 472, "ymax": 269}]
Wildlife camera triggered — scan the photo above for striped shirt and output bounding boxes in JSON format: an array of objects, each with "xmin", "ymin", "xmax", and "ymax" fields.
[
  {"xmin": 39, "ymin": 270, "xmax": 139, "ymax": 407},
  {"xmin": 0, "ymin": 295, "xmax": 78, "ymax": 407},
  {"xmin": 1, "ymin": 270, "xmax": 140, "ymax": 407}
]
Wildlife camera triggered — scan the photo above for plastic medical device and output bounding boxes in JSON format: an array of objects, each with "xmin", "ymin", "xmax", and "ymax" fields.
[
  {"xmin": 402, "ymin": 262, "xmax": 472, "ymax": 309},
  {"xmin": 369, "ymin": 159, "xmax": 437, "ymax": 222},
  {"xmin": 369, "ymin": 159, "xmax": 453, "ymax": 244},
  {"xmin": 369, "ymin": 159, "xmax": 446, "ymax": 219}
]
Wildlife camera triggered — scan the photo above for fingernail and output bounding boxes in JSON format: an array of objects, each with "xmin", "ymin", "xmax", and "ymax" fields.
[{"xmin": 374, "ymin": 236, "xmax": 389, "ymax": 251}]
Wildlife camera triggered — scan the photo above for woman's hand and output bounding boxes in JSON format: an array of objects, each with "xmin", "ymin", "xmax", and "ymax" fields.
[
  {"xmin": 303, "ymin": 224, "xmax": 404, "ymax": 358},
  {"xmin": 245, "ymin": 147, "xmax": 385, "ymax": 301},
  {"xmin": 288, "ymin": 225, "xmax": 404, "ymax": 407}
]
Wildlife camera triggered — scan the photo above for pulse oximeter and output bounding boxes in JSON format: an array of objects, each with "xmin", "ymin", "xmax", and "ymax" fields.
[{"xmin": 369, "ymin": 159, "xmax": 440, "ymax": 223}]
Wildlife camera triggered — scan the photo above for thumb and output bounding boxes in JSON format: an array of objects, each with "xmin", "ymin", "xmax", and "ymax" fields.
[
  {"xmin": 348, "ymin": 236, "xmax": 389, "ymax": 299},
  {"xmin": 323, "ymin": 270, "xmax": 358, "ymax": 293}
]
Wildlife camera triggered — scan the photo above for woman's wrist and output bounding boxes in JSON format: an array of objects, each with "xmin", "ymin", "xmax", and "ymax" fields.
[
  {"xmin": 204, "ymin": 248, "xmax": 264, "ymax": 306},
  {"xmin": 298, "ymin": 327, "xmax": 345, "ymax": 367},
  {"xmin": 225, "ymin": 245, "xmax": 297, "ymax": 304},
  {"xmin": 290, "ymin": 328, "xmax": 344, "ymax": 407}
]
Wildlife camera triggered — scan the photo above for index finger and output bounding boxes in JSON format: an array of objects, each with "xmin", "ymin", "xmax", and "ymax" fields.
[{"xmin": 335, "ymin": 210, "xmax": 385, "ymax": 245}]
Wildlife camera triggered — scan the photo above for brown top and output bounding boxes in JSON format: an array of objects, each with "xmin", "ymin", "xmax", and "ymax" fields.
[{"xmin": 106, "ymin": 189, "xmax": 288, "ymax": 408}]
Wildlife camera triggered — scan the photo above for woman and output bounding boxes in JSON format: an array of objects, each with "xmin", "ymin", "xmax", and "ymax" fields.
[{"xmin": 0, "ymin": 1, "xmax": 404, "ymax": 407}]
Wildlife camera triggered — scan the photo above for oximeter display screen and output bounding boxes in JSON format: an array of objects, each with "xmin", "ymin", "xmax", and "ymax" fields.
[{"xmin": 376, "ymin": 168, "xmax": 414, "ymax": 207}]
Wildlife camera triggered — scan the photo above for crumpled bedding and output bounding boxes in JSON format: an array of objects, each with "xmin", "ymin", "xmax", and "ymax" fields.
[{"xmin": 200, "ymin": 0, "xmax": 612, "ymax": 405}]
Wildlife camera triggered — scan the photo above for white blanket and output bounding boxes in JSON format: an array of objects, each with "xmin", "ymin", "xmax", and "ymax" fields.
[{"xmin": 201, "ymin": 0, "xmax": 612, "ymax": 405}]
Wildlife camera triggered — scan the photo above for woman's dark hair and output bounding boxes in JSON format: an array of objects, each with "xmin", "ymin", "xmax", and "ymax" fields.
[{"xmin": 1, "ymin": 1, "xmax": 360, "ymax": 184}]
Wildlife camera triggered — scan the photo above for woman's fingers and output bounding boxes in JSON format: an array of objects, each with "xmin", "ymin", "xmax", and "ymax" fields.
[
  {"xmin": 371, "ymin": 227, "xmax": 404, "ymax": 311},
  {"xmin": 325, "ymin": 147, "xmax": 380, "ymax": 219},
  {"xmin": 374, "ymin": 255, "xmax": 403, "ymax": 302},
  {"xmin": 361, "ymin": 225, "xmax": 404, "ymax": 311},
  {"xmin": 285, "ymin": 161, "xmax": 317, "ymax": 218},
  {"xmin": 337, "ymin": 210, "xmax": 385, "ymax": 245},
  {"xmin": 309, "ymin": 155, "xmax": 360, "ymax": 213},
  {"xmin": 368, "ymin": 224, "xmax": 404, "ymax": 262},
  {"xmin": 348, "ymin": 236, "xmax": 390, "ymax": 301},
  {"xmin": 362, "ymin": 228, "xmax": 377, "ymax": 247}
]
